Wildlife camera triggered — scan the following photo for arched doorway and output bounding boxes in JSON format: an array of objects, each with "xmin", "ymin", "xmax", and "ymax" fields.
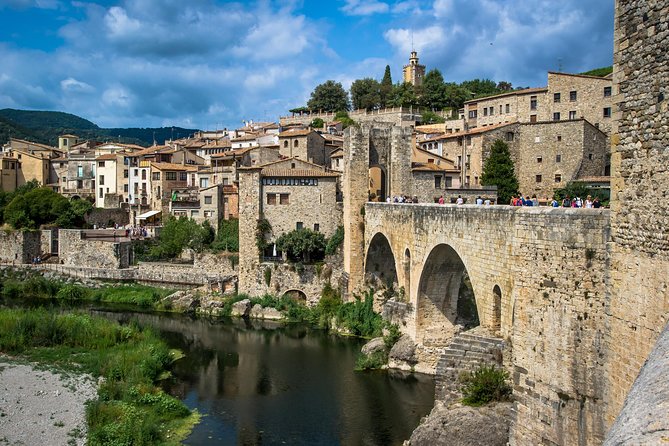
[
  {"xmin": 416, "ymin": 244, "xmax": 479, "ymax": 346},
  {"xmin": 368, "ymin": 166, "xmax": 386, "ymax": 202},
  {"xmin": 365, "ymin": 233, "xmax": 398, "ymax": 289},
  {"xmin": 282, "ymin": 289, "xmax": 307, "ymax": 304},
  {"xmin": 492, "ymin": 285, "xmax": 502, "ymax": 331}
]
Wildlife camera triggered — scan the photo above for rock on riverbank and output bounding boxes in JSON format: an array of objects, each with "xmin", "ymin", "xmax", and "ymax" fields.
[{"xmin": 0, "ymin": 357, "xmax": 97, "ymax": 446}]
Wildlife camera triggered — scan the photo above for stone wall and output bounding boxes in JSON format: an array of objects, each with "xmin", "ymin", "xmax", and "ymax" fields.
[
  {"xmin": 605, "ymin": 0, "xmax": 669, "ymax": 430},
  {"xmin": 0, "ymin": 230, "xmax": 40, "ymax": 264},
  {"xmin": 40, "ymin": 229, "xmax": 57, "ymax": 255},
  {"xmin": 238, "ymin": 168, "xmax": 262, "ymax": 295},
  {"xmin": 58, "ymin": 229, "xmax": 132, "ymax": 269},
  {"xmin": 86, "ymin": 207, "xmax": 130, "ymax": 227}
]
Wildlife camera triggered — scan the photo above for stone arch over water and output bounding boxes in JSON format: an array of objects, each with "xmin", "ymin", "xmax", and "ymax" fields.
[
  {"xmin": 282, "ymin": 289, "xmax": 307, "ymax": 303},
  {"xmin": 364, "ymin": 232, "xmax": 398, "ymax": 289},
  {"xmin": 416, "ymin": 243, "xmax": 479, "ymax": 347}
]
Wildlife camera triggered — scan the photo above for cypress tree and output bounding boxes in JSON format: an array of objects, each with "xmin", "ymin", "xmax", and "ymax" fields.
[
  {"xmin": 380, "ymin": 65, "xmax": 393, "ymax": 108},
  {"xmin": 480, "ymin": 139, "xmax": 519, "ymax": 205}
]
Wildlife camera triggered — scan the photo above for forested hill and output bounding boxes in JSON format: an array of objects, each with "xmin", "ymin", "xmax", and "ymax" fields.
[{"xmin": 0, "ymin": 108, "xmax": 199, "ymax": 147}]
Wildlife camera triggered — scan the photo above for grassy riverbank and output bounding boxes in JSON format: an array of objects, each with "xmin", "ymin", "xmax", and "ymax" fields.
[{"xmin": 0, "ymin": 308, "xmax": 198, "ymax": 445}]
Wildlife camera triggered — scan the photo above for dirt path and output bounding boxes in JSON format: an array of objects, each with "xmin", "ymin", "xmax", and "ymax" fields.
[{"xmin": 0, "ymin": 357, "xmax": 97, "ymax": 446}]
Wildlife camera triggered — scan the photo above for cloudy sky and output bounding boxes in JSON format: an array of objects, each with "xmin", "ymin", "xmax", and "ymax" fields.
[{"xmin": 0, "ymin": 0, "xmax": 614, "ymax": 130}]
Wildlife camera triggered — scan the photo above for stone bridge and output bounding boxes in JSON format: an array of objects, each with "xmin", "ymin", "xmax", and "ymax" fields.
[{"xmin": 357, "ymin": 203, "xmax": 612, "ymax": 445}]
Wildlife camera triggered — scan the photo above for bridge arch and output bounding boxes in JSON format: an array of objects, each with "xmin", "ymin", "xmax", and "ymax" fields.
[
  {"xmin": 282, "ymin": 289, "xmax": 307, "ymax": 303},
  {"xmin": 416, "ymin": 243, "xmax": 479, "ymax": 347},
  {"xmin": 364, "ymin": 232, "xmax": 398, "ymax": 289}
]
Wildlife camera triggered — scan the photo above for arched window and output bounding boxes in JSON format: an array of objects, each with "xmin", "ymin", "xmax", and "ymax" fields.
[
  {"xmin": 294, "ymin": 140, "xmax": 299, "ymax": 147},
  {"xmin": 283, "ymin": 140, "xmax": 288, "ymax": 148}
]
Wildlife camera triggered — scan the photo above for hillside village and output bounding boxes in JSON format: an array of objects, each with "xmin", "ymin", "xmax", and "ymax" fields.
[{"xmin": 0, "ymin": 52, "xmax": 613, "ymax": 246}]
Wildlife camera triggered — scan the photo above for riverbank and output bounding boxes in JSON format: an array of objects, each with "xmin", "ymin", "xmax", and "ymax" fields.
[{"xmin": 0, "ymin": 357, "xmax": 97, "ymax": 446}]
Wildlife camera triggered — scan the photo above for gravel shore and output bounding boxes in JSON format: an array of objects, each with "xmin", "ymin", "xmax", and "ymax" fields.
[{"xmin": 0, "ymin": 357, "xmax": 97, "ymax": 446}]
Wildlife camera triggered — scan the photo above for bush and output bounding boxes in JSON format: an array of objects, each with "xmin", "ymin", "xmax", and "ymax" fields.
[
  {"xmin": 56, "ymin": 284, "xmax": 90, "ymax": 300},
  {"xmin": 148, "ymin": 216, "xmax": 214, "ymax": 259},
  {"xmin": 212, "ymin": 218, "xmax": 239, "ymax": 252},
  {"xmin": 275, "ymin": 228, "xmax": 326, "ymax": 263},
  {"xmin": 355, "ymin": 350, "xmax": 387, "ymax": 371},
  {"xmin": 325, "ymin": 226, "xmax": 344, "ymax": 255},
  {"xmin": 460, "ymin": 365, "xmax": 512, "ymax": 407},
  {"xmin": 336, "ymin": 289, "xmax": 383, "ymax": 338}
]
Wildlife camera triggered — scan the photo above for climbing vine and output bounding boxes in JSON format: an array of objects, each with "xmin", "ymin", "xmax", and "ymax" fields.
[{"xmin": 255, "ymin": 218, "xmax": 272, "ymax": 252}]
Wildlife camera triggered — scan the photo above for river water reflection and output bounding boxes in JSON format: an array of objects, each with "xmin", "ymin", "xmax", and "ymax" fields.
[{"xmin": 96, "ymin": 311, "xmax": 435, "ymax": 446}]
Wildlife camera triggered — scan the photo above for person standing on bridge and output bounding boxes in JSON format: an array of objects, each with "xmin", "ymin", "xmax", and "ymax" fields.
[
  {"xmin": 438, "ymin": 195, "xmax": 444, "ymax": 205},
  {"xmin": 456, "ymin": 195, "xmax": 464, "ymax": 205}
]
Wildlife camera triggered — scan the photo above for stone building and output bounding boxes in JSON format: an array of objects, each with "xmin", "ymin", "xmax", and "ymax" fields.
[
  {"xmin": 403, "ymin": 50, "xmax": 426, "ymax": 86},
  {"xmin": 464, "ymin": 71, "xmax": 613, "ymax": 134},
  {"xmin": 410, "ymin": 146, "xmax": 462, "ymax": 203},
  {"xmin": 95, "ymin": 152, "xmax": 134, "ymax": 208},
  {"xmin": 0, "ymin": 157, "xmax": 18, "ymax": 192},
  {"xmin": 278, "ymin": 129, "xmax": 328, "ymax": 166},
  {"xmin": 150, "ymin": 162, "xmax": 197, "ymax": 215}
]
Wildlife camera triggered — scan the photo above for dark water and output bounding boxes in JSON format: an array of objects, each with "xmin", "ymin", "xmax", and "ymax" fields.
[{"xmin": 92, "ymin": 310, "xmax": 435, "ymax": 446}]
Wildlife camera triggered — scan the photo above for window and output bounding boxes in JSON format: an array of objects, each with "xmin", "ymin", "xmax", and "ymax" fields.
[
  {"xmin": 62, "ymin": 176, "xmax": 66, "ymax": 183},
  {"xmin": 164, "ymin": 172, "xmax": 176, "ymax": 180},
  {"xmin": 191, "ymin": 210, "xmax": 199, "ymax": 217},
  {"xmin": 489, "ymin": 106, "xmax": 494, "ymax": 115},
  {"xmin": 99, "ymin": 175, "xmax": 105, "ymax": 185},
  {"xmin": 283, "ymin": 140, "xmax": 288, "ymax": 148},
  {"xmin": 313, "ymin": 223, "xmax": 320, "ymax": 232},
  {"xmin": 569, "ymin": 110, "xmax": 577, "ymax": 120},
  {"xmin": 294, "ymin": 140, "xmax": 299, "ymax": 147},
  {"xmin": 204, "ymin": 195, "xmax": 212, "ymax": 204},
  {"xmin": 296, "ymin": 222, "xmax": 303, "ymax": 230},
  {"xmin": 530, "ymin": 115, "xmax": 537, "ymax": 123},
  {"xmin": 152, "ymin": 172, "xmax": 160, "ymax": 180},
  {"xmin": 179, "ymin": 172, "xmax": 187, "ymax": 181},
  {"xmin": 134, "ymin": 169, "xmax": 138, "ymax": 177},
  {"xmin": 554, "ymin": 93, "xmax": 561, "ymax": 103},
  {"xmin": 434, "ymin": 176, "xmax": 441, "ymax": 189},
  {"xmin": 77, "ymin": 166, "xmax": 83, "ymax": 177},
  {"xmin": 123, "ymin": 169, "xmax": 128, "ymax": 178},
  {"xmin": 483, "ymin": 108, "xmax": 488, "ymax": 116},
  {"xmin": 141, "ymin": 170, "xmax": 147, "ymax": 180},
  {"xmin": 468, "ymin": 110, "xmax": 477, "ymax": 119},
  {"xmin": 556, "ymin": 154, "xmax": 562, "ymax": 162},
  {"xmin": 557, "ymin": 135, "xmax": 562, "ymax": 142},
  {"xmin": 466, "ymin": 154, "xmax": 471, "ymax": 167},
  {"xmin": 200, "ymin": 178, "xmax": 209, "ymax": 188},
  {"xmin": 280, "ymin": 193, "xmax": 290, "ymax": 205},
  {"xmin": 499, "ymin": 105, "xmax": 503, "ymax": 114},
  {"xmin": 445, "ymin": 176, "xmax": 453, "ymax": 188},
  {"xmin": 603, "ymin": 107, "xmax": 612, "ymax": 118},
  {"xmin": 537, "ymin": 156, "xmax": 543, "ymax": 163},
  {"xmin": 98, "ymin": 161, "xmax": 105, "ymax": 167},
  {"xmin": 604, "ymin": 86, "xmax": 612, "ymax": 97},
  {"xmin": 553, "ymin": 112, "xmax": 560, "ymax": 121},
  {"xmin": 99, "ymin": 187, "xmax": 103, "ymax": 198},
  {"xmin": 266, "ymin": 194, "xmax": 277, "ymax": 205},
  {"xmin": 555, "ymin": 174, "xmax": 562, "ymax": 183},
  {"xmin": 466, "ymin": 136, "xmax": 472, "ymax": 146},
  {"xmin": 505, "ymin": 131, "xmax": 514, "ymax": 142},
  {"xmin": 535, "ymin": 136, "xmax": 541, "ymax": 143},
  {"xmin": 77, "ymin": 180, "xmax": 83, "ymax": 188},
  {"xmin": 536, "ymin": 175, "xmax": 542, "ymax": 183},
  {"xmin": 505, "ymin": 104, "xmax": 510, "ymax": 113},
  {"xmin": 530, "ymin": 96, "xmax": 537, "ymax": 110},
  {"xmin": 588, "ymin": 153, "xmax": 593, "ymax": 160},
  {"xmin": 124, "ymin": 184, "xmax": 128, "ymax": 192},
  {"xmin": 570, "ymin": 90, "xmax": 577, "ymax": 101}
]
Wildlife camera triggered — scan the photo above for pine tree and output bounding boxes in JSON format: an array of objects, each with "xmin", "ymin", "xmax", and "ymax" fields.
[{"xmin": 480, "ymin": 139, "xmax": 519, "ymax": 205}]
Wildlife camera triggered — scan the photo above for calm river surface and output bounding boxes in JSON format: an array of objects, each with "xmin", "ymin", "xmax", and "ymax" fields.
[{"xmin": 93, "ymin": 310, "xmax": 435, "ymax": 446}]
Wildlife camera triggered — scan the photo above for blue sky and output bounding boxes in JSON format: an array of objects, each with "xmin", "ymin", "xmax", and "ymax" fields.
[{"xmin": 0, "ymin": 0, "xmax": 614, "ymax": 130}]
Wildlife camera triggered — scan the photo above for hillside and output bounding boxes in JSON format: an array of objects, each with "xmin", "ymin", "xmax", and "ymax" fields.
[
  {"xmin": 579, "ymin": 66, "xmax": 613, "ymax": 77},
  {"xmin": 0, "ymin": 109, "xmax": 199, "ymax": 146}
]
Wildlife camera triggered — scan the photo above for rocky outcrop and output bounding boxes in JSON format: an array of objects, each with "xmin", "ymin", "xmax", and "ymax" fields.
[
  {"xmin": 406, "ymin": 401, "xmax": 512, "ymax": 446},
  {"xmin": 231, "ymin": 299, "xmax": 251, "ymax": 317},
  {"xmin": 249, "ymin": 304, "xmax": 284, "ymax": 320},
  {"xmin": 388, "ymin": 334, "xmax": 417, "ymax": 370},
  {"xmin": 361, "ymin": 337, "xmax": 386, "ymax": 356}
]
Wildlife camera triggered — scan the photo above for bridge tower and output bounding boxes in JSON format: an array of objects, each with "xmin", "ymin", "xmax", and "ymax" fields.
[{"xmin": 342, "ymin": 122, "xmax": 413, "ymax": 296}]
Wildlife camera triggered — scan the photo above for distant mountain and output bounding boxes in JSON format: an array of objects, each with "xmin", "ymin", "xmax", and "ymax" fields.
[{"xmin": 0, "ymin": 109, "xmax": 199, "ymax": 147}]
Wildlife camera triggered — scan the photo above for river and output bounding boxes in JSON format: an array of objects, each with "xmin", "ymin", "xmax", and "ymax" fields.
[{"xmin": 27, "ymin": 303, "xmax": 435, "ymax": 445}]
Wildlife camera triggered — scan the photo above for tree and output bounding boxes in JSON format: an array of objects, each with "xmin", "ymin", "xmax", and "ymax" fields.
[
  {"xmin": 461, "ymin": 79, "xmax": 500, "ymax": 98},
  {"xmin": 480, "ymin": 139, "xmax": 519, "ymax": 205},
  {"xmin": 311, "ymin": 117, "xmax": 324, "ymax": 128},
  {"xmin": 307, "ymin": 80, "xmax": 349, "ymax": 113},
  {"xmin": 387, "ymin": 82, "xmax": 418, "ymax": 108},
  {"xmin": 275, "ymin": 228, "xmax": 326, "ymax": 263},
  {"xmin": 334, "ymin": 111, "xmax": 356, "ymax": 129},
  {"xmin": 496, "ymin": 81, "xmax": 513, "ymax": 92},
  {"xmin": 3, "ymin": 187, "xmax": 71, "ymax": 229},
  {"xmin": 148, "ymin": 217, "xmax": 214, "ymax": 259},
  {"xmin": 444, "ymin": 83, "xmax": 472, "ymax": 110},
  {"xmin": 212, "ymin": 218, "xmax": 239, "ymax": 252},
  {"xmin": 420, "ymin": 69, "xmax": 448, "ymax": 110},
  {"xmin": 350, "ymin": 78, "xmax": 381, "ymax": 111},
  {"xmin": 420, "ymin": 111, "xmax": 446, "ymax": 124},
  {"xmin": 380, "ymin": 65, "xmax": 393, "ymax": 108}
]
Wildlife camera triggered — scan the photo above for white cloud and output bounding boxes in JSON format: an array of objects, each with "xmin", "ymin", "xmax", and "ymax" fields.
[
  {"xmin": 341, "ymin": 0, "xmax": 389, "ymax": 16},
  {"xmin": 384, "ymin": 26, "xmax": 445, "ymax": 56},
  {"xmin": 104, "ymin": 6, "xmax": 141, "ymax": 38},
  {"xmin": 60, "ymin": 77, "xmax": 94, "ymax": 93}
]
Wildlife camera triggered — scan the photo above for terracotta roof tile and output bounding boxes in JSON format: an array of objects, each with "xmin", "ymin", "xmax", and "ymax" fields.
[
  {"xmin": 262, "ymin": 168, "xmax": 339, "ymax": 178},
  {"xmin": 150, "ymin": 162, "xmax": 198, "ymax": 172}
]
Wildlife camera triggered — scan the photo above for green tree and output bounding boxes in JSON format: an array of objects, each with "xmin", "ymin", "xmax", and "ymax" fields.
[
  {"xmin": 444, "ymin": 83, "xmax": 472, "ymax": 110},
  {"xmin": 420, "ymin": 69, "xmax": 448, "ymax": 110},
  {"xmin": 212, "ymin": 218, "xmax": 239, "ymax": 252},
  {"xmin": 380, "ymin": 65, "xmax": 393, "ymax": 108},
  {"xmin": 480, "ymin": 139, "xmax": 519, "ymax": 205},
  {"xmin": 496, "ymin": 81, "xmax": 513, "ymax": 91},
  {"xmin": 387, "ymin": 82, "xmax": 418, "ymax": 108},
  {"xmin": 3, "ymin": 186, "xmax": 73, "ymax": 229},
  {"xmin": 461, "ymin": 78, "xmax": 501, "ymax": 98},
  {"xmin": 307, "ymin": 80, "xmax": 349, "ymax": 113},
  {"xmin": 311, "ymin": 117, "xmax": 324, "ymax": 128},
  {"xmin": 334, "ymin": 111, "xmax": 356, "ymax": 129},
  {"xmin": 148, "ymin": 217, "xmax": 214, "ymax": 259},
  {"xmin": 275, "ymin": 228, "xmax": 326, "ymax": 263},
  {"xmin": 420, "ymin": 111, "xmax": 446, "ymax": 124},
  {"xmin": 350, "ymin": 78, "xmax": 381, "ymax": 111}
]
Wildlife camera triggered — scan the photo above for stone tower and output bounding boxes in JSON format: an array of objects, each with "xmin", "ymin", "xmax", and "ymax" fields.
[
  {"xmin": 342, "ymin": 122, "xmax": 413, "ymax": 296},
  {"xmin": 403, "ymin": 50, "xmax": 426, "ymax": 87}
]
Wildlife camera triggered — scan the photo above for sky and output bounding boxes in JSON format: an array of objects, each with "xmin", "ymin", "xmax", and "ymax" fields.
[{"xmin": 0, "ymin": 0, "xmax": 615, "ymax": 130}]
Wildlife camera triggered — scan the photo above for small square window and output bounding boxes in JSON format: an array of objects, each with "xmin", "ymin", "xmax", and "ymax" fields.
[
  {"xmin": 604, "ymin": 86, "xmax": 612, "ymax": 97},
  {"xmin": 588, "ymin": 153, "xmax": 593, "ymax": 160},
  {"xmin": 434, "ymin": 176, "xmax": 441, "ymax": 189},
  {"xmin": 204, "ymin": 196, "xmax": 212, "ymax": 204},
  {"xmin": 505, "ymin": 104, "xmax": 510, "ymax": 113},
  {"xmin": 603, "ymin": 107, "xmax": 612, "ymax": 118},
  {"xmin": 556, "ymin": 154, "xmax": 562, "ymax": 163},
  {"xmin": 553, "ymin": 112, "xmax": 560, "ymax": 121},
  {"xmin": 570, "ymin": 91, "xmax": 577, "ymax": 101},
  {"xmin": 296, "ymin": 222, "xmax": 303, "ymax": 230},
  {"xmin": 569, "ymin": 111, "xmax": 577, "ymax": 120},
  {"xmin": 557, "ymin": 135, "xmax": 562, "ymax": 142},
  {"xmin": 313, "ymin": 223, "xmax": 320, "ymax": 232},
  {"xmin": 483, "ymin": 108, "xmax": 488, "ymax": 116},
  {"xmin": 280, "ymin": 193, "xmax": 289, "ymax": 205},
  {"xmin": 536, "ymin": 175, "xmax": 542, "ymax": 183},
  {"xmin": 267, "ymin": 194, "xmax": 276, "ymax": 205},
  {"xmin": 554, "ymin": 93, "xmax": 561, "ymax": 103},
  {"xmin": 537, "ymin": 157, "xmax": 543, "ymax": 163},
  {"xmin": 555, "ymin": 174, "xmax": 562, "ymax": 183},
  {"xmin": 530, "ymin": 96, "xmax": 537, "ymax": 110}
]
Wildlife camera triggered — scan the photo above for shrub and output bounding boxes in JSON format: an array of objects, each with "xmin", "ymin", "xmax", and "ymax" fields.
[
  {"xmin": 56, "ymin": 284, "xmax": 89, "ymax": 300},
  {"xmin": 275, "ymin": 228, "xmax": 326, "ymax": 263},
  {"xmin": 212, "ymin": 218, "xmax": 239, "ymax": 252},
  {"xmin": 460, "ymin": 365, "xmax": 512, "ymax": 407},
  {"xmin": 355, "ymin": 350, "xmax": 387, "ymax": 371},
  {"xmin": 336, "ymin": 289, "xmax": 383, "ymax": 338},
  {"xmin": 325, "ymin": 226, "xmax": 344, "ymax": 255}
]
